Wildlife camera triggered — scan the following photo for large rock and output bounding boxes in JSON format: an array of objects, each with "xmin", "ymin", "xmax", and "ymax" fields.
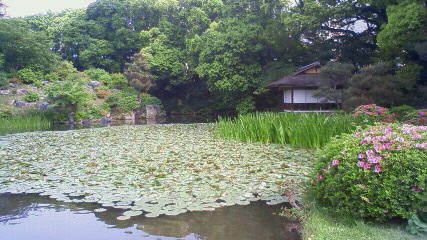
[
  {"xmin": 27, "ymin": 102, "xmax": 37, "ymax": 108},
  {"xmin": 16, "ymin": 89, "xmax": 28, "ymax": 95},
  {"xmin": 38, "ymin": 102, "xmax": 49, "ymax": 110},
  {"xmin": 14, "ymin": 100, "xmax": 27, "ymax": 107},
  {"xmin": 100, "ymin": 117, "xmax": 112, "ymax": 124},
  {"xmin": 9, "ymin": 83, "xmax": 18, "ymax": 88},
  {"xmin": 123, "ymin": 111, "xmax": 135, "ymax": 121},
  {"xmin": 146, "ymin": 105, "xmax": 158, "ymax": 119},
  {"xmin": 88, "ymin": 81, "xmax": 100, "ymax": 89},
  {"xmin": 0, "ymin": 90, "xmax": 10, "ymax": 95},
  {"xmin": 81, "ymin": 119, "xmax": 91, "ymax": 125}
]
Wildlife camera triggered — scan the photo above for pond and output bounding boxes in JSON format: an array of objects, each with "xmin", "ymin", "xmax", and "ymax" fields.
[
  {"xmin": 0, "ymin": 194, "xmax": 299, "ymax": 240},
  {"xmin": 0, "ymin": 121, "xmax": 311, "ymax": 240}
]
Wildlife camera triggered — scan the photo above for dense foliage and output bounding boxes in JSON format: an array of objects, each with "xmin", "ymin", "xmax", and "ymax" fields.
[
  {"xmin": 310, "ymin": 123, "xmax": 426, "ymax": 220},
  {"xmin": 0, "ymin": 0, "xmax": 425, "ymax": 114}
]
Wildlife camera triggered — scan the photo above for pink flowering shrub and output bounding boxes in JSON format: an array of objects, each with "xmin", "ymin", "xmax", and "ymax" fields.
[
  {"xmin": 352, "ymin": 104, "xmax": 397, "ymax": 124},
  {"xmin": 310, "ymin": 123, "xmax": 427, "ymax": 220},
  {"xmin": 404, "ymin": 109, "xmax": 426, "ymax": 126}
]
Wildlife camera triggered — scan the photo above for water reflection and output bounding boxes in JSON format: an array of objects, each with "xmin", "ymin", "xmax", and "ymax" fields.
[{"xmin": 0, "ymin": 194, "xmax": 299, "ymax": 240}]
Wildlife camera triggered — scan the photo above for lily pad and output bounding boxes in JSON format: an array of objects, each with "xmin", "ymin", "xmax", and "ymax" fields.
[
  {"xmin": 0, "ymin": 124, "xmax": 314, "ymax": 217},
  {"xmin": 117, "ymin": 215, "xmax": 131, "ymax": 221}
]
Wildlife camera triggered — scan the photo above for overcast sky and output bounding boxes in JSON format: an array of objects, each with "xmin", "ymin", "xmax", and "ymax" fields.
[{"xmin": 4, "ymin": 0, "xmax": 96, "ymax": 17}]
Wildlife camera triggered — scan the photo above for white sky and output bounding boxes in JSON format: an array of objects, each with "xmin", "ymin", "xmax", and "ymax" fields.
[{"xmin": 4, "ymin": 0, "xmax": 96, "ymax": 17}]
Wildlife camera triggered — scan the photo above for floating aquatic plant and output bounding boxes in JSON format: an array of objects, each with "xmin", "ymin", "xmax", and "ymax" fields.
[{"xmin": 0, "ymin": 124, "xmax": 314, "ymax": 218}]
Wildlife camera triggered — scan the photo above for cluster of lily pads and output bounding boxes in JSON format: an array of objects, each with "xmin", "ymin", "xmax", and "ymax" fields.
[{"xmin": 0, "ymin": 124, "xmax": 314, "ymax": 220}]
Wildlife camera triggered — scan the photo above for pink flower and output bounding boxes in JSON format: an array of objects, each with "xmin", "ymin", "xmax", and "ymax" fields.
[
  {"xmin": 310, "ymin": 179, "xmax": 315, "ymax": 185},
  {"xmin": 374, "ymin": 165, "xmax": 381, "ymax": 173},
  {"xmin": 322, "ymin": 168, "xmax": 327, "ymax": 173},
  {"xmin": 360, "ymin": 184, "xmax": 365, "ymax": 189},
  {"xmin": 354, "ymin": 133, "xmax": 361, "ymax": 137},
  {"xmin": 383, "ymin": 143, "xmax": 392, "ymax": 149},
  {"xmin": 368, "ymin": 155, "xmax": 382, "ymax": 164},
  {"xmin": 331, "ymin": 159, "xmax": 340, "ymax": 166},
  {"xmin": 366, "ymin": 150, "xmax": 374, "ymax": 158},
  {"xmin": 374, "ymin": 144, "xmax": 384, "ymax": 153},
  {"xmin": 415, "ymin": 143, "xmax": 427, "ymax": 150},
  {"xmin": 357, "ymin": 153, "xmax": 365, "ymax": 159},
  {"xmin": 315, "ymin": 174, "xmax": 324, "ymax": 180},
  {"xmin": 357, "ymin": 161, "xmax": 370, "ymax": 169},
  {"xmin": 411, "ymin": 134, "xmax": 421, "ymax": 140},
  {"xmin": 412, "ymin": 186, "xmax": 422, "ymax": 192}
]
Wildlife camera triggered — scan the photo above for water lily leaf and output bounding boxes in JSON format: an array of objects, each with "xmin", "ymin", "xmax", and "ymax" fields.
[{"xmin": 117, "ymin": 215, "xmax": 131, "ymax": 221}]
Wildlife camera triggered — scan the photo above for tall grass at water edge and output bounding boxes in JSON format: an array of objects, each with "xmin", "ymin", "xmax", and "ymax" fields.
[
  {"xmin": 0, "ymin": 113, "xmax": 52, "ymax": 135},
  {"xmin": 216, "ymin": 112, "xmax": 359, "ymax": 149}
]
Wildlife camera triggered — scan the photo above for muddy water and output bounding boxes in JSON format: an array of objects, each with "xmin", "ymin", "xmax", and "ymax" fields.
[{"xmin": 0, "ymin": 194, "xmax": 299, "ymax": 240}]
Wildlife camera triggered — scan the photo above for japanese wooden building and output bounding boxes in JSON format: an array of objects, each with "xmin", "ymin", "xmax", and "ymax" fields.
[{"xmin": 265, "ymin": 62, "xmax": 342, "ymax": 111}]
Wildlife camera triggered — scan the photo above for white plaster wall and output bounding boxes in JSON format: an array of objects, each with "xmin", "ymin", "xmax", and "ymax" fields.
[{"xmin": 283, "ymin": 89, "xmax": 342, "ymax": 104}]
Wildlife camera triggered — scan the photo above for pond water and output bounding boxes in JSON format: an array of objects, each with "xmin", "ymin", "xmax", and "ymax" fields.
[{"xmin": 0, "ymin": 194, "xmax": 299, "ymax": 240}]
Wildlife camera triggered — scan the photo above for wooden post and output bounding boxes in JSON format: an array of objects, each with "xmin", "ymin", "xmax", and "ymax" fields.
[{"xmin": 291, "ymin": 88, "xmax": 294, "ymax": 111}]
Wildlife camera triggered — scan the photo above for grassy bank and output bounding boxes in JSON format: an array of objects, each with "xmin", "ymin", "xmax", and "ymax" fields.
[
  {"xmin": 302, "ymin": 207, "xmax": 418, "ymax": 240},
  {"xmin": 0, "ymin": 113, "xmax": 52, "ymax": 135},
  {"xmin": 216, "ymin": 112, "xmax": 358, "ymax": 148}
]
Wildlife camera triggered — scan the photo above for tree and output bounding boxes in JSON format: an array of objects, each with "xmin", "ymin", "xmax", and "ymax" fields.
[
  {"xmin": 0, "ymin": 19, "xmax": 59, "ymax": 72},
  {"xmin": 344, "ymin": 62, "xmax": 403, "ymax": 111},
  {"xmin": 377, "ymin": 1, "xmax": 427, "ymax": 62},
  {"xmin": 313, "ymin": 62, "xmax": 354, "ymax": 108},
  {"xmin": 46, "ymin": 73, "xmax": 93, "ymax": 119},
  {"xmin": 124, "ymin": 53, "xmax": 154, "ymax": 102},
  {"xmin": 281, "ymin": 0, "xmax": 404, "ymax": 66}
]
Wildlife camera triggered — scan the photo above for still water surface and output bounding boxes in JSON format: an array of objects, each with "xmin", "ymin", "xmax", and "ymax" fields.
[{"xmin": 0, "ymin": 194, "xmax": 299, "ymax": 240}]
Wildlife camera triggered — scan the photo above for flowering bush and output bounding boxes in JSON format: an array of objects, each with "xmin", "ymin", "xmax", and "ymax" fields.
[
  {"xmin": 405, "ymin": 109, "xmax": 426, "ymax": 126},
  {"xmin": 352, "ymin": 104, "xmax": 397, "ymax": 124},
  {"xmin": 310, "ymin": 123, "xmax": 426, "ymax": 220}
]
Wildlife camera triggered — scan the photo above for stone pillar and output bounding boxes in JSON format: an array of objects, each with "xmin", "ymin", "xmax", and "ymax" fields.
[{"xmin": 146, "ymin": 105, "xmax": 158, "ymax": 119}]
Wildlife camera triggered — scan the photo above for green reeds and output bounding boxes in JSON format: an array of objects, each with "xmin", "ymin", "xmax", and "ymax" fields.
[
  {"xmin": 216, "ymin": 112, "xmax": 358, "ymax": 149},
  {"xmin": 0, "ymin": 112, "xmax": 52, "ymax": 135}
]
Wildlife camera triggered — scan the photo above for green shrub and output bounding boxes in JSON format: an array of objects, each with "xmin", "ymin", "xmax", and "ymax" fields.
[
  {"xmin": 33, "ymin": 80, "xmax": 43, "ymax": 88},
  {"xmin": 0, "ymin": 107, "xmax": 15, "ymax": 118},
  {"xmin": 110, "ymin": 73, "xmax": 128, "ymax": 89},
  {"xmin": 96, "ymin": 89, "xmax": 111, "ymax": 99},
  {"xmin": 16, "ymin": 68, "xmax": 41, "ymax": 84},
  {"xmin": 24, "ymin": 91, "xmax": 40, "ymax": 102},
  {"xmin": 310, "ymin": 123, "xmax": 426, "ymax": 221},
  {"xmin": 84, "ymin": 68, "xmax": 111, "ymax": 85},
  {"xmin": 75, "ymin": 104, "xmax": 103, "ymax": 120},
  {"xmin": 390, "ymin": 105, "xmax": 416, "ymax": 121},
  {"xmin": 45, "ymin": 73, "xmax": 59, "ymax": 82},
  {"xmin": 236, "ymin": 96, "xmax": 256, "ymax": 115},
  {"xmin": 0, "ymin": 71, "xmax": 9, "ymax": 88},
  {"xmin": 141, "ymin": 93, "xmax": 162, "ymax": 106},
  {"xmin": 105, "ymin": 89, "xmax": 139, "ymax": 113}
]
